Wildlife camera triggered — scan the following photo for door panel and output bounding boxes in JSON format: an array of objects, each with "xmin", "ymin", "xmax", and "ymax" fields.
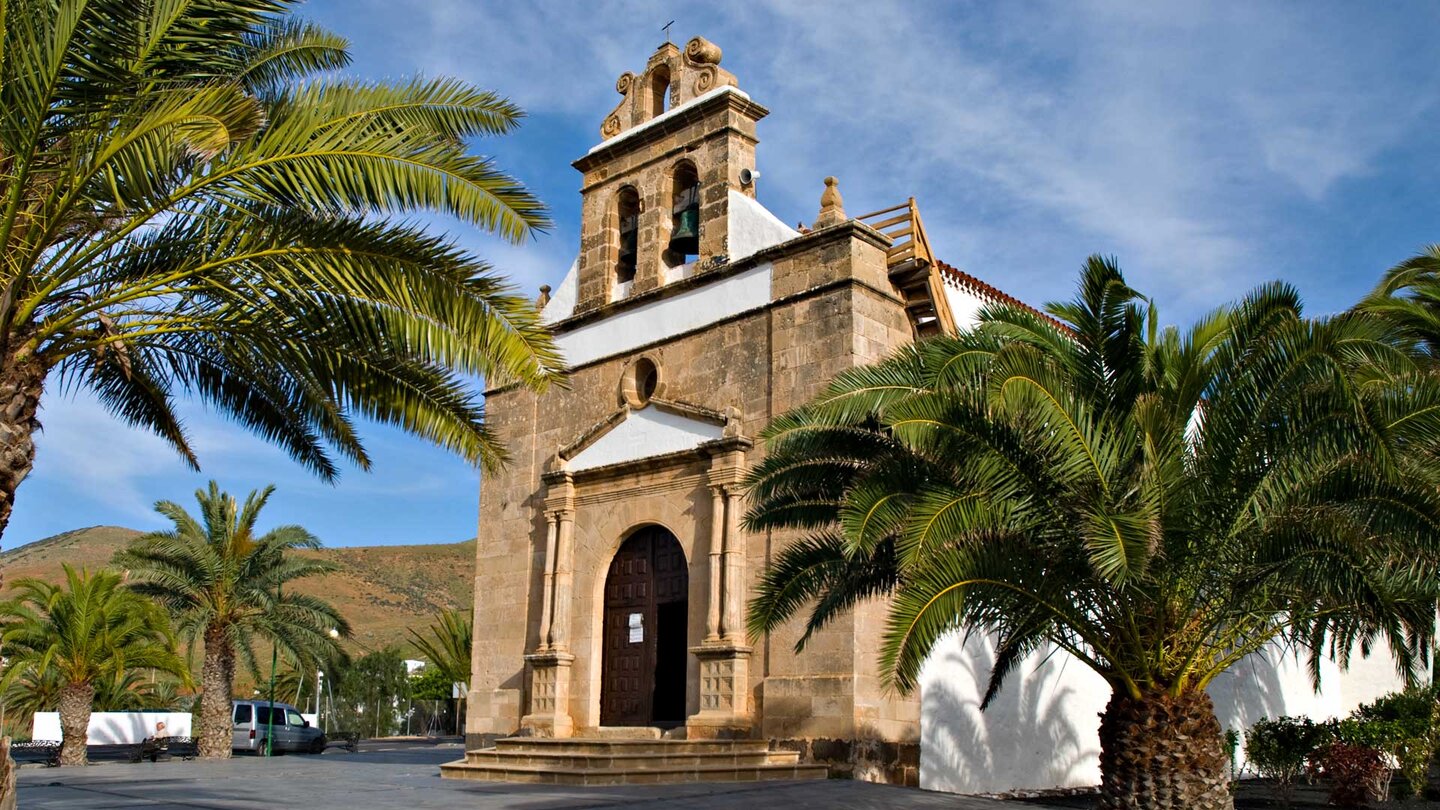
[{"xmin": 599, "ymin": 526, "xmax": 688, "ymax": 727}]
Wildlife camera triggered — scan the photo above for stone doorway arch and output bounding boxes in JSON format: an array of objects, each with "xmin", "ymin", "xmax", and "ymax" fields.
[{"xmin": 599, "ymin": 525, "xmax": 689, "ymax": 727}]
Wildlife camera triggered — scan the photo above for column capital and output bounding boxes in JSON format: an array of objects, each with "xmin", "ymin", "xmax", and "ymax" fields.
[{"xmin": 542, "ymin": 469, "xmax": 576, "ymax": 513}]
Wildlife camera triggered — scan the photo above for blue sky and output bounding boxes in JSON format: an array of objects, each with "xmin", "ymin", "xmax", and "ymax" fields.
[{"xmin": 10, "ymin": 1, "xmax": 1439, "ymax": 550}]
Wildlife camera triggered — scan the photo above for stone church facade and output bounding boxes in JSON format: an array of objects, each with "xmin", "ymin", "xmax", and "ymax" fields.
[
  {"xmin": 462, "ymin": 36, "xmax": 990, "ymax": 783},
  {"xmin": 462, "ymin": 36, "xmax": 1413, "ymax": 791}
]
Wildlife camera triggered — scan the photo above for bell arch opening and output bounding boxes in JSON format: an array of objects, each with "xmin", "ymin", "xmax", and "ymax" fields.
[
  {"xmin": 614, "ymin": 185, "xmax": 640, "ymax": 288},
  {"xmin": 664, "ymin": 161, "xmax": 700, "ymax": 269},
  {"xmin": 599, "ymin": 524, "xmax": 688, "ymax": 728}
]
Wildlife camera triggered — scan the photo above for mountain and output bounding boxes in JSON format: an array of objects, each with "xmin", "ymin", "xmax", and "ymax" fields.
[{"xmin": 0, "ymin": 526, "xmax": 475, "ymax": 654}]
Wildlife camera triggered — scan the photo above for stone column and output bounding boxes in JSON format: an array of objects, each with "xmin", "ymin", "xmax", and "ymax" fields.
[
  {"xmin": 537, "ymin": 512, "xmax": 558, "ymax": 650},
  {"xmin": 720, "ymin": 487, "xmax": 746, "ymax": 641},
  {"xmin": 705, "ymin": 486, "xmax": 724, "ymax": 642},
  {"xmin": 689, "ymin": 432, "xmax": 755, "ymax": 740},
  {"xmin": 550, "ymin": 510, "xmax": 575, "ymax": 650},
  {"xmin": 522, "ymin": 463, "xmax": 577, "ymax": 738}
]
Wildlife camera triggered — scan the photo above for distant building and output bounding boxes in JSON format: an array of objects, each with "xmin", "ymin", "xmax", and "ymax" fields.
[{"xmin": 455, "ymin": 36, "xmax": 1412, "ymax": 793}]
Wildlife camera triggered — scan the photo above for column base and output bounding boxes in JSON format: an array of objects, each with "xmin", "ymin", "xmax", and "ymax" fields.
[
  {"xmin": 520, "ymin": 651, "xmax": 575, "ymax": 738},
  {"xmin": 686, "ymin": 643, "xmax": 753, "ymax": 739}
]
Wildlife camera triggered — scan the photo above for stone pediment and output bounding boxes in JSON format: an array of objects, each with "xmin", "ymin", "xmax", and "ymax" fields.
[{"xmin": 559, "ymin": 401, "xmax": 737, "ymax": 473}]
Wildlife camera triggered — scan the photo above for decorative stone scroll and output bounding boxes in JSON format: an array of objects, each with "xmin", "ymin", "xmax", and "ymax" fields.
[{"xmin": 598, "ymin": 36, "xmax": 739, "ymax": 139}]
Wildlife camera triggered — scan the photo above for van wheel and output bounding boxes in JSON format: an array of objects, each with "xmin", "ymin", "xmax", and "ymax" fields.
[{"xmin": 310, "ymin": 738, "xmax": 325, "ymax": 754}]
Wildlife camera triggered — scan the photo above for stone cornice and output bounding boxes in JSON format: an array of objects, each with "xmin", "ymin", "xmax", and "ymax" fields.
[{"xmin": 573, "ymin": 89, "xmax": 768, "ymax": 173}]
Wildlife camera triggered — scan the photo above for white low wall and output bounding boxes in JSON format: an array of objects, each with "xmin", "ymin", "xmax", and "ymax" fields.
[
  {"xmin": 919, "ymin": 632, "xmax": 1414, "ymax": 795},
  {"xmin": 31, "ymin": 711, "xmax": 193, "ymax": 745}
]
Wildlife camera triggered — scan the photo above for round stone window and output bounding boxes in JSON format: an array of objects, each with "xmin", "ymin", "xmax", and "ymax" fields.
[{"xmin": 623, "ymin": 357, "xmax": 662, "ymax": 408}]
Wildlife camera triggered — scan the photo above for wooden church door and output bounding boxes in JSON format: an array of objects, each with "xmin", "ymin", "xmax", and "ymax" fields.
[{"xmin": 600, "ymin": 526, "xmax": 688, "ymax": 727}]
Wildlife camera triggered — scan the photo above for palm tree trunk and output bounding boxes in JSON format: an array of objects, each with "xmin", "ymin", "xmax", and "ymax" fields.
[
  {"xmin": 0, "ymin": 737, "xmax": 17, "ymax": 810},
  {"xmin": 0, "ymin": 354, "xmax": 44, "ymax": 564},
  {"xmin": 57, "ymin": 682, "xmax": 94, "ymax": 767},
  {"xmin": 198, "ymin": 627, "xmax": 235, "ymax": 759},
  {"xmin": 1097, "ymin": 689, "xmax": 1231, "ymax": 810}
]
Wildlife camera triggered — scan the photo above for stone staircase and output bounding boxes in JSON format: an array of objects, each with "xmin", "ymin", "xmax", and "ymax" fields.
[{"xmin": 439, "ymin": 737, "xmax": 829, "ymax": 785}]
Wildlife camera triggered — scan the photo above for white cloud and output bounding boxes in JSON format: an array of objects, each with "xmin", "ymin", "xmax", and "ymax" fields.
[
  {"xmin": 31, "ymin": 394, "xmax": 189, "ymax": 522},
  {"xmin": 323, "ymin": 0, "xmax": 1436, "ymax": 318}
]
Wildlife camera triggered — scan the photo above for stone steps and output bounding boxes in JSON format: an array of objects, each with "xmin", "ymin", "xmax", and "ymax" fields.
[
  {"xmin": 493, "ymin": 737, "xmax": 773, "ymax": 755},
  {"xmin": 440, "ymin": 737, "xmax": 829, "ymax": 785}
]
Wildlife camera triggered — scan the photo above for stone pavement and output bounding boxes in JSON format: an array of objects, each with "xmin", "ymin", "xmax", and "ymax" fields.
[{"xmin": 18, "ymin": 743, "xmax": 1070, "ymax": 809}]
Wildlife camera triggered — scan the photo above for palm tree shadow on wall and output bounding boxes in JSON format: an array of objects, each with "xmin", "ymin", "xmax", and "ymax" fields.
[
  {"xmin": 921, "ymin": 634, "xmax": 1100, "ymax": 795},
  {"xmin": 922, "ymin": 635, "xmax": 1297, "ymax": 793},
  {"xmin": 1205, "ymin": 645, "xmax": 1305, "ymax": 759}
]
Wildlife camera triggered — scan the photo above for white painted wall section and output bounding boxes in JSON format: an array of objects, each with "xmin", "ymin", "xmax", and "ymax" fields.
[
  {"xmin": 920, "ymin": 632, "xmax": 1411, "ymax": 795},
  {"xmin": 569, "ymin": 408, "xmax": 723, "ymax": 471},
  {"xmin": 32, "ymin": 711, "xmax": 194, "ymax": 745},
  {"xmin": 554, "ymin": 263, "xmax": 772, "ymax": 368},
  {"xmin": 920, "ymin": 633, "xmax": 1107, "ymax": 795},
  {"xmin": 727, "ymin": 191, "xmax": 799, "ymax": 262},
  {"xmin": 541, "ymin": 256, "xmax": 580, "ymax": 325},
  {"xmin": 942, "ymin": 284, "xmax": 988, "ymax": 332}
]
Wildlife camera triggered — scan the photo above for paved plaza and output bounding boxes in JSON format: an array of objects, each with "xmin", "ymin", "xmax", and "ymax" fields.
[{"xmin": 17, "ymin": 742, "xmax": 1067, "ymax": 809}]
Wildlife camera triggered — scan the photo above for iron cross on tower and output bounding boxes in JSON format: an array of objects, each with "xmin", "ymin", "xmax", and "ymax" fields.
[{"xmin": 662, "ymin": 21, "xmax": 675, "ymax": 44}]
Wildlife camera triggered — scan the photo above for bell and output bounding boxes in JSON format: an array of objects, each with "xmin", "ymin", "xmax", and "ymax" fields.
[
  {"xmin": 619, "ymin": 215, "xmax": 638, "ymax": 260},
  {"xmin": 668, "ymin": 205, "xmax": 699, "ymax": 255}
]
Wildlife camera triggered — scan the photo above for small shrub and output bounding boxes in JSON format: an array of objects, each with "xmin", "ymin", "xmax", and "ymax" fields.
[
  {"xmin": 1317, "ymin": 741, "xmax": 1390, "ymax": 807},
  {"xmin": 1350, "ymin": 684, "xmax": 1440, "ymax": 800},
  {"xmin": 1224, "ymin": 727, "xmax": 1241, "ymax": 792},
  {"xmin": 1246, "ymin": 716, "xmax": 1326, "ymax": 806}
]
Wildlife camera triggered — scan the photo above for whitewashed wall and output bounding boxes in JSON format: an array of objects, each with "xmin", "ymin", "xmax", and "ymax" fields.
[
  {"xmin": 919, "ymin": 632, "xmax": 1414, "ymax": 795},
  {"xmin": 31, "ymin": 711, "xmax": 192, "ymax": 745}
]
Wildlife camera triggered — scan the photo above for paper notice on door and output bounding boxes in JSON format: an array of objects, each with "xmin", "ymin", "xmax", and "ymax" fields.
[{"xmin": 628, "ymin": 612, "xmax": 643, "ymax": 643}]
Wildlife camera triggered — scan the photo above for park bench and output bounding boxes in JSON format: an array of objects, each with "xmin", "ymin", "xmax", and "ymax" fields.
[
  {"xmin": 325, "ymin": 731, "xmax": 360, "ymax": 753},
  {"xmin": 9, "ymin": 741, "xmax": 60, "ymax": 767},
  {"xmin": 129, "ymin": 736, "xmax": 198, "ymax": 763}
]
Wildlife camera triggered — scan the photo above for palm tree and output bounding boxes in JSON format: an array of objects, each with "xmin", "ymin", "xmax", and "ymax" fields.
[
  {"xmin": 0, "ymin": 566, "xmax": 188, "ymax": 766},
  {"xmin": 408, "ymin": 608, "xmax": 471, "ymax": 688},
  {"xmin": 1359, "ymin": 245, "xmax": 1440, "ymax": 359},
  {"xmin": 0, "ymin": 1, "xmax": 563, "ymax": 554},
  {"xmin": 408, "ymin": 608, "xmax": 471, "ymax": 727},
  {"xmin": 113, "ymin": 482, "xmax": 350, "ymax": 759},
  {"xmin": 746, "ymin": 257, "xmax": 1440, "ymax": 810}
]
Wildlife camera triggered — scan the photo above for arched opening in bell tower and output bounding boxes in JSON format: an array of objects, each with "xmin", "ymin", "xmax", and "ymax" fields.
[
  {"xmin": 650, "ymin": 65, "xmax": 671, "ymax": 116},
  {"xmin": 664, "ymin": 161, "xmax": 700, "ymax": 270},
  {"xmin": 599, "ymin": 525, "xmax": 688, "ymax": 728},
  {"xmin": 615, "ymin": 186, "xmax": 639, "ymax": 290}
]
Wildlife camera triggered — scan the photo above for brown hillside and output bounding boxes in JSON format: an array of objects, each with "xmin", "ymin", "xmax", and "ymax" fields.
[{"xmin": 0, "ymin": 526, "xmax": 475, "ymax": 654}]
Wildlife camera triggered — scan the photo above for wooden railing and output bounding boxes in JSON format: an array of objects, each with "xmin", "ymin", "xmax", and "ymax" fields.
[
  {"xmin": 856, "ymin": 198, "xmax": 953, "ymax": 337},
  {"xmin": 856, "ymin": 197, "xmax": 935, "ymax": 271}
]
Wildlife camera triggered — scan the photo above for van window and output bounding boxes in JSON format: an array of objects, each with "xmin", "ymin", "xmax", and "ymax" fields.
[
  {"xmin": 287, "ymin": 710, "xmax": 304, "ymax": 727},
  {"xmin": 256, "ymin": 706, "xmax": 283, "ymax": 726},
  {"xmin": 234, "ymin": 704, "xmax": 251, "ymax": 723}
]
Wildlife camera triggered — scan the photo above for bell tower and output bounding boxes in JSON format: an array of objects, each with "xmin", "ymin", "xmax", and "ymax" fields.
[{"xmin": 570, "ymin": 37, "xmax": 767, "ymax": 313}]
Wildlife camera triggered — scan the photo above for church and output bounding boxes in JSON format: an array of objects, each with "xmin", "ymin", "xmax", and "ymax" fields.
[{"xmin": 445, "ymin": 36, "xmax": 1409, "ymax": 794}]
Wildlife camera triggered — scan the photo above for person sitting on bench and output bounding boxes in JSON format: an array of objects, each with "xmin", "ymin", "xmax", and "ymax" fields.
[{"xmin": 140, "ymin": 721, "xmax": 170, "ymax": 763}]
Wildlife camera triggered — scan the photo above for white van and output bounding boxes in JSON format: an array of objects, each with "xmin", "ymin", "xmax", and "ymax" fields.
[{"xmin": 231, "ymin": 700, "xmax": 326, "ymax": 754}]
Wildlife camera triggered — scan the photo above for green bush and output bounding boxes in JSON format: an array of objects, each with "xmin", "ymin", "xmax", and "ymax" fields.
[
  {"xmin": 1348, "ymin": 684, "xmax": 1440, "ymax": 800},
  {"xmin": 1246, "ymin": 716, "xmax": 1327, "ymax": 806}
]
